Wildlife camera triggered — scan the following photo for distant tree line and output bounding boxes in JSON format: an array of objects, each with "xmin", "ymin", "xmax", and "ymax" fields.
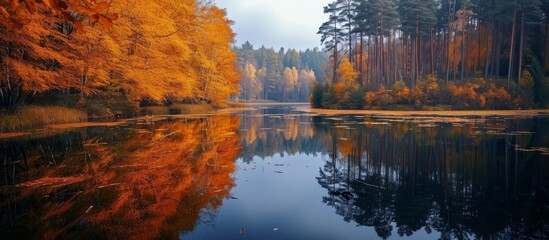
[
  {"xmin": 314, "ymin": 0, "xmax": 549, "ymax": 110},
  {"xmin": 234, "ymin": 41, "xmax": 327, "ymax": 102}
]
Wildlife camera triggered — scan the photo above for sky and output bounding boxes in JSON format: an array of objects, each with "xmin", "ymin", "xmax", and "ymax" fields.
[{"xmin": 215, "ymin": 0, "xmax": 332, "ymax": 51}]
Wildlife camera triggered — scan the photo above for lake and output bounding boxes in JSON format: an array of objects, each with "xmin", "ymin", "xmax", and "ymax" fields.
[{"xmin": 1, "ymin": 104, "xmax": 548, "ymax": 239}]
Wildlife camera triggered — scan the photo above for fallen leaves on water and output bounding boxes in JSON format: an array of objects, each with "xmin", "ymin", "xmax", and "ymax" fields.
[{"xmin": 16, "ymin": 175, "xmax": 89, "ymax": 188}]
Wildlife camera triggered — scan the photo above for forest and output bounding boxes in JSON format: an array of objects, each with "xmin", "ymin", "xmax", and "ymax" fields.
[
  {"xmin": 312, "ymin": 0, "xmax": 549, "ymax": 110},
  {"xmin": 0, "ymin": 0, "xmax": 239, "ymax": 121},
  {"xmin": 234, "ymin": 42, "xmax": 326, "ymax": 102}
]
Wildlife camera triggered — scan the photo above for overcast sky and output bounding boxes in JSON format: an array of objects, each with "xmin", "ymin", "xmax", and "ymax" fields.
[{"xmin": 215, "ymin": 0, "xmax": 332, "ymax": 51}]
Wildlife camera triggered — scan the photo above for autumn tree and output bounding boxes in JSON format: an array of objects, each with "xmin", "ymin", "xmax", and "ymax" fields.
[
  {"xmin": 0, "ymin": 0, "xmax": 240, "ymax": 112},
  {"xmin": 337, "ymin": 57, "xmax": 358, "ymax": 87},
  {"xmin": 0, "ymin": 0, "xmax": 118, "ymax": 32},
  {"xmin": 283, "ymin": 67, "xmax": 299, "ymax": 101}
]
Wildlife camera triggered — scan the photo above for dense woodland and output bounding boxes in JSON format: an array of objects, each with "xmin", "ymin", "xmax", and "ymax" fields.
[
  {"xmin": 234, "ymin": 42, "xmax": 327, "ymax": 102},
  {"xmin": 313, "ymin": 0, "xmax": 549, "ymax": 110},
  {"xmin": 0, "ymin": 0, "xmax": 239, "ymax": 115}
]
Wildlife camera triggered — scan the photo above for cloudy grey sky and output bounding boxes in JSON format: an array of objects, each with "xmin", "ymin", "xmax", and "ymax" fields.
[{"xmin": 216, "ymin": 0, "xmax": 331, "ymax": 50}]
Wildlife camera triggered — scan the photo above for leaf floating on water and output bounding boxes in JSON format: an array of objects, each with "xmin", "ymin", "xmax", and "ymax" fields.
[
  {"xmin": 362, "ymin": 121, "xmax": 391, "ymax": 126},
  {"xmin": 418, "ymin": 123, "xmax": 438, "ymax": 128},
  {"xmin": 85, "ymin": 205, "xmax": 94, "ymax": 214},
  {"xmin": 97, "ymin": 183, "xmax": 121, "ymax": 189},
  {"xmin": 509, "ymin": 131, "xmax": 534, "ymax": 136},
  {"xmin": 514, "ymin": 147, "xmax": 549, "ymax": 154},
  {"xmin": 16, "ymin": 176, "xmax": 89, "ymax": 188}
]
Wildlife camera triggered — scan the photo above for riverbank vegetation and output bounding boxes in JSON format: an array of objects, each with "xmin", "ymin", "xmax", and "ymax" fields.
[
  {"xmin": 314, "ymin": 0, "xmax": 549, "ymax": 110},
  {"xmin": 0, "ymin": 105, "xmax": 87, "ymax": 132},
  {"xmin": 0, "ymin": 0, "xmax": 239, "ymax": 120}
]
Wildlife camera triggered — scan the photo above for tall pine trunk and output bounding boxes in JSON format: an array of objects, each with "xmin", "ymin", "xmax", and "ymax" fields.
[
  {"xmin": 507, "ymin": 2, "xmax": 517, "ymax": 90},
  {"xmin": 360, "ymin": 32, "xmax": 364, "ymax": 87},
  {"xmin": 517, "ymin": 10, "xmax": 525, "ymax": 92}
]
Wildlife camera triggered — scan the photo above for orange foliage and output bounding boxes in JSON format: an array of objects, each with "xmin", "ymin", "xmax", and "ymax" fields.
[
  {"xmin": 364, "ymin": 91, "xmax": 376, "ymax": 105},
  {"xmin": 334, "ymin": 82, "xmax": 347, "ymax": 95},
  {"xmin": 0, "ymin": 0, "xmax": 239, "ymax": 106},
  {"xmin": 0, "ymin": 0, "xmax": 117, "ymax": 31}
]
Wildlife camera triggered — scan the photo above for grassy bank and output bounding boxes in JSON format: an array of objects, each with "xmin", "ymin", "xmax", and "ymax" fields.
[
  {"xmin": 0, "ymin": 106, "xmax": 87, "ymax": 132},
  {"xmin": 0, "ymin": 102, "xmax": 237, "ymax": 133},
  {"xmin": 140, "ymin": 103, "xmax": 224, "ymax": 115}
]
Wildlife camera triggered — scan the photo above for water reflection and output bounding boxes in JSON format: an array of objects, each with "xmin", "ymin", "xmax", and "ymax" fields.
[
  {"xmin": 0, "ymin": 116, "xmax": 241, "ymax": 239},
  {"xmin": 313, "ymin": 115, "xmax": 549, "ymax": 239},
  {"xmin": 1, "ymin": 107, "xmax": 548, "ymax": 239},
  {"xmin": 238, "ymin": 108, "xmax": 324, "ymax": 161}
]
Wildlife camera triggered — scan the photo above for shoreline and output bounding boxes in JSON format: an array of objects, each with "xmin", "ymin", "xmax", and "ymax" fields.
[
  {"xmin": 2, "ymin": 103, "xmax": 549, "ymax": 139},
  {"xmin": 300, "ymin": 107, "xmax": 549, "ymax": 117}
]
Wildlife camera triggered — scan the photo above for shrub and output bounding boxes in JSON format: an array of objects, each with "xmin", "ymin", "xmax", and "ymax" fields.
[
  {"xmin": 321, "ymin": 85, "xmax": 337, "ymax": 108},
  {"xmin": 391, "ymin": 80, "xmax": 411, "ymax": 104},
  {"xmin": 364, "ymin": 91, "xmax": 376, "ymax": 105},
  {"xmin": 486, "ymin": 87, "xmax": 512, "ymax": 109},
  {"xmin": 310, "ymin": 82, "xmax": 324, "ymax": 108},
  {"xmin": 346, "ymin": 87, "xmax": 365, "ymax": 109}
]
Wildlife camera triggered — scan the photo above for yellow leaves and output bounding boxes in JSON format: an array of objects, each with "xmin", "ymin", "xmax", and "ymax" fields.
[
  {"xmin": 283, "ymin": 67, "xmax": 299, "ymax": 90},
  {"xmin": 336, "ymin": 57, "xmax": 358, "ymax": 87},
  {"xmin": 334, "ymin": 82, "xmax": 347, "ymax": 97}
]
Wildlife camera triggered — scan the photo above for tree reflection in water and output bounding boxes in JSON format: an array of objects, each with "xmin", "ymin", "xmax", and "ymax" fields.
[
  {"xmin": 0, "ymin": 115, "xmax": 241, "ymax": 239},
  {"xmin": 314, "ymin": 115, "xmax": 549, "ymax": 239},
  {"xmin": 1, "ymin": 109, "xmax": 548, "ymax": 239}
]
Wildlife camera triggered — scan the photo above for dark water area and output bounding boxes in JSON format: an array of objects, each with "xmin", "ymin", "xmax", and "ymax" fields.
[{"xmin": 1, "ymin": 105, "xmax": 548, "ymax": 239}]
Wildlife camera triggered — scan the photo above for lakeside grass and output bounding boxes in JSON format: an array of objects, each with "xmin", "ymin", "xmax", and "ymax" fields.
[
  {"xmin": 140, "ymin": 103, "xmax": 222, "ymax": 115},
  {"xmin": 0, "ymin": 103, "xmax": 230, "ymax": 134},
  {"xmin": 0, "ymin": 106, "xmax": 87, "ymax": 132}
]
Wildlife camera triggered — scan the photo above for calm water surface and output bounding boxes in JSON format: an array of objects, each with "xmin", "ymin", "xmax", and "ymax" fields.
[{"xmin": 1, "ymin": 105, "xmax": 548, "ymax": 239}]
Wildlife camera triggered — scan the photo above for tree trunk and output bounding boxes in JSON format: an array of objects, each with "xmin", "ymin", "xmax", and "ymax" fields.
[
  {"xmin": 460, "ymin": 17, "xmax": 466, "ymax": 82},
  {"xmin": 495, "ymin": 24, "xmax": 501, "ymax": 77},
  {"xmin": 430, "ymin": 28, "xmax": 434, "ymax": 76},
  {"xmin": 348, "ymin": 2, "xmax": 352, "ymax": 63},
  {"xmin": 545, "ymin": 17, "xmax": 549, "ymax": 72},
  {"xmin": 415, "ymin": 16, "xmax": 420, "ymax": 85},
  {"xmin": 484, "ymin": 20, "xmax": 493, "ymax": 80},
  {"xmin": 517, "ymin": 10, "xmax": 525, "ymax": 92},
  {"xmin": 360, "ymin": 32, "xmax": 364, "ymax": 87},
  {"xmin": 507, "ymin": 3, "xmax": 517, "ymax": 90},
  {"xmin": 446, "ymin": 21, "xmax": 452, "ymax": 84}
]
